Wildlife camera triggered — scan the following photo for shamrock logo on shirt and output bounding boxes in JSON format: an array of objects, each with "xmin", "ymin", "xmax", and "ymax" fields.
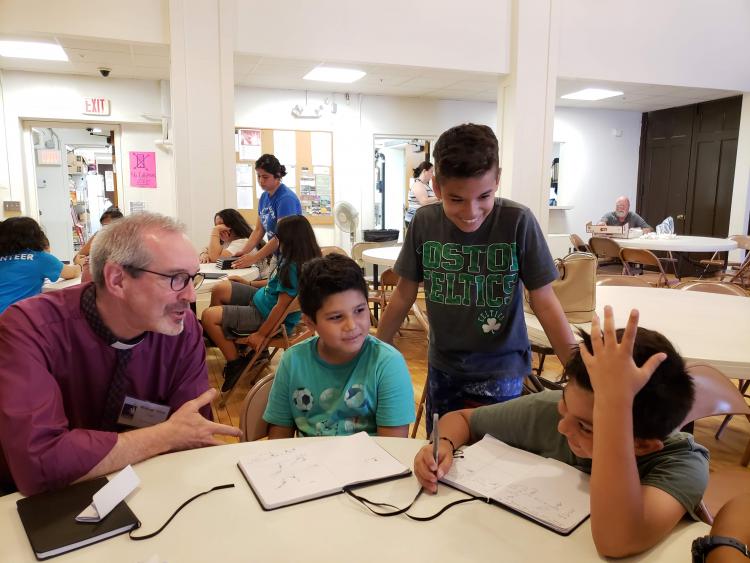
[{"xmin": 482, "ymin": 318, "xmax": 500, "ymax": 333}]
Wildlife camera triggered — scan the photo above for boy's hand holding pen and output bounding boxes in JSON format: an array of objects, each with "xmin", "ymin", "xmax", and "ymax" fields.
[{"xmin": 414, "ymin": 413, "xmax": 456, "ymax": 494}]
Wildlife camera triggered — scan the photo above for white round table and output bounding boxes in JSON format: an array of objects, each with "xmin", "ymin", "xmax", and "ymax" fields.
[
  {"xmin": 616, "ymin": 235, "xmax": 737, "ymax": 253},
  {"xmin": 526, "ymin": 285, "xmax": 750, "ymax": 379},
  {"xmin": 0, "ymin": 437, "xmax": 707, "ymax": 562},
  {"xmin": 43, "ymin": 263, "xmax": 259, "ymax": 295}
]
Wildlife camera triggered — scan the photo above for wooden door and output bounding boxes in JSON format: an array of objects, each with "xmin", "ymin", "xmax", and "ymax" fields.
[
  {"xmin": 637, "ymin": 96, "xmax": 741, "ymax": 237},
  {"xmin": 685, "ymin": 96, "xmax": 741, "ymax": 237},
  {"xmin": 638, "ymin": 106, "xmax": 694, "ymax": 234}
]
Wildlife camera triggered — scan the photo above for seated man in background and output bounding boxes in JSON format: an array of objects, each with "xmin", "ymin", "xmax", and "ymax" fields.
[
  {"xmin": 264, "ymin": 253, "xmax": 415, "ymax": 438},
  {"xmin": 0, "ymin": 212, "xmax": 240, "ymax": 496},
  {"xmin": 415, "ymin": 308, "xmax": 708, "ymax": 558},
  {"xmin": 599, "ymin": 196, "xmax": 653, "ymax": 232}
]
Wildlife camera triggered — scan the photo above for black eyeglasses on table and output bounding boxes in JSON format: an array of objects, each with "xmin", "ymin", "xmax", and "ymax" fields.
[{"xmin": 124, "ymin": 266, "xmax": 205, "ymax": 291}]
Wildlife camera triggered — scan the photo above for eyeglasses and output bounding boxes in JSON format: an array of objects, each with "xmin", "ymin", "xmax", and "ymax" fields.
[{"xmin": 124, "ymin": 266, "xmax": 205, "ymax": 291}]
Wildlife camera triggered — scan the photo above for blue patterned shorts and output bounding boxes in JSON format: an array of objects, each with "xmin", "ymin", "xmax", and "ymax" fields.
[{"xmin": 425, "ymin": 365, "xmax": 523, "ymax": 434}]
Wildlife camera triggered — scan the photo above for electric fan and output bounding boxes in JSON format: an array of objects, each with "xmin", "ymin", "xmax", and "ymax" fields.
[{"xmin": 334, "ymin": 201, "xmax": 359, "ymax": 246}]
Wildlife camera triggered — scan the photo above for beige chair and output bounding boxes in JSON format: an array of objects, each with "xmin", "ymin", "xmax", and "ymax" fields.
[
  {"xmin": 221, "ymin": 297, "xmax": 315, "ymax": 405},
  {"xmin": 699, "ymin": 234, "xmax": 750, "ymax": 273},
  {"xmin": 410, "ymin": 303, "xmax": 431, "ymax": 438},
  {"xmin": 680, "ymin": 363, "xmax": 750, "ymax": 467},
  {"xmin": 673, "ymin": 280, "xmax": 748, "ymax": 296},
  {"xmin": 619, "ymin": 247, "xmax": 678, "ymax": 288},
  {"xmin": 569, "ymin": 233, "xmax": 590, "ymax": 253},
  {"xmin": 596, "ymin": 275, "xmax": 653, "ymax": 288},
  {"xmin": 588, "ymin": 236, "xmax": 624, "ymax": 275},
  {"xmin": 320, "ymin": 245, "xmax": 349, "ymax": 257},
  {"xmin": 239, "ymin": 373, "xmax": 275, "ymax": 441}
]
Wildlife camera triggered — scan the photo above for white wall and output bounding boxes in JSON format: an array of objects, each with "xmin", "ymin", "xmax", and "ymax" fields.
[
  {"xmin": 234, "ymin": 86, "xmax": 496, "ymax": 247},
  {"xmin": 552, "ymin": 107, "xmax": 643, "ymax": 238},
  {"xmin": 0, "ymin": 0, "xmax": 169, "ymax": 44},
  {"xmin": 0, "ymin": 71, "xmax": 171, "ymax": 218},
  {"xmin": 559, "ymin": 0, "xmax": 750, "ymax": 91},
  {"xmin": 234, "ymin": 0, "xmax": 510, "ymax": 74},
  {"xmin": 118, "ymin": 124, "xmax": 176, "ymax": 217}
]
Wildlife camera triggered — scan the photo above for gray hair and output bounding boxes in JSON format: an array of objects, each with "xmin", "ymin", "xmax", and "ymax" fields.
[{"xmin": 90, "ymin": 212, "xmax": 185, "ymax": 287}]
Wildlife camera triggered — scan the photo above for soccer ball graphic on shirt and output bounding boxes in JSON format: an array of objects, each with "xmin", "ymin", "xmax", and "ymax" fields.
[
  {"xmin": 292, "ymin": 388, "xmax": 314, "ymax": 411},
  {"xmin": 343, "ymin": 384, "xmax": 366, "ymax": 409}
]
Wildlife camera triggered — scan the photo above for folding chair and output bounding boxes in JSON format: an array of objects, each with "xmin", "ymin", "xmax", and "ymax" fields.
[
  {"xmin": 410, "ymin": 303, "xmax": 431, "ymax": 438},
  {"xmin": 620, "ymin": 247, "xmax": 679, "ymax": 288},
  {"xmin": 320, "ymin": 246, "xmax": 349, "ymax": 257},
  {"xmin": 367, "ymin": 268, "xmax": 400, "ymax": 328},
  {"xmin": 673, "ymin": 280, "xmax": 748, "ymax": 297},
  {"xmin": 239, "ymin": 373, "xmax": 275, "ymax": 441},
  {"xmin": 220, "ymin": 297, "xmax": 315, "ymax": 406},
  {"xmin": 596, "ymin": 275, "xmax": 653, "ymax": 288},
  {"xmin": 588, "ymin": 236, "xmax": 624, "ymax": 275},
  {"xmin": 699, "ymin": 235, "xmax": 750, "ymax": 279},
  {"xmin": 680, "ymin": 363, "xmax": 750, "ymax": 467},
  {"xmin": 569, "ymin": 233, "xmax": 590, "ymax": 253}
]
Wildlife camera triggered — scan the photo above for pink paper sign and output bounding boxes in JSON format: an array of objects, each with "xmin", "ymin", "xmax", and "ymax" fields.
[{"xmin": 129, "ymin": 151, "xmax": 157, "ymax": 188}]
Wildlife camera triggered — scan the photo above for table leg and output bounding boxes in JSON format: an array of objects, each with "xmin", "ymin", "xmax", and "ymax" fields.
[{"xmin": 372, "ymin": 264, "xmax": 380, "ymax": 321}]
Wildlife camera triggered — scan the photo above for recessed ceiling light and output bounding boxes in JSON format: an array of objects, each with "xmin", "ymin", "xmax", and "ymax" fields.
[
  {"xmin": 303, "ymin": 66, "xmax": 366, "ymax": 84},
  {"xmin": 0, "ymin": 40, "xmax": 68, "ymax": 61},
  {"xmin": 561, "ymin": 88, "xmax": 624, "ymax": 101}
]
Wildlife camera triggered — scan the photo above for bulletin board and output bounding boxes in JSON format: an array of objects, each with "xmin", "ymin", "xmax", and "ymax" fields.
[{"xmin": 234, "ymin": 127, "xmax": 334, "ymax": 226}]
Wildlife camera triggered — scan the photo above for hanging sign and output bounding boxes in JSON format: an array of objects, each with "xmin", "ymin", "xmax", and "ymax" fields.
[
  {"xmin": 129, "ymin": 151, "xmax": 157, "ymax": 188},
  {"xmin": 83, "ymin": 97, "xmax": 111, "ymax": 116}
]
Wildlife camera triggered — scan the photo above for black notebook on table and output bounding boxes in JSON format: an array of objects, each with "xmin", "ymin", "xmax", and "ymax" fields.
[{"xmin": 16, "ymin": 477, "xmax": 140, "ymax": 560}]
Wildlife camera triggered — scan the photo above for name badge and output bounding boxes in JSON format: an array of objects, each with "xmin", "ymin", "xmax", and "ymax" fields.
[{"xmin": 117, "ymin": 396, "xmax": 170, "ymax": 428}]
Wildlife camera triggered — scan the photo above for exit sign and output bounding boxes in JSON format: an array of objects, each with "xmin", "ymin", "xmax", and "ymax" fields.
[{"xmin": 83, "ymin": 97, "xmax": 111, "ymax": 116}]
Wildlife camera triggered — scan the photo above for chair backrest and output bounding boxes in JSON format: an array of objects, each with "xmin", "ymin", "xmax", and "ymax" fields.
[
  {"xmin": 619, "ymin": 247, "xmax": 671, "ymax": 287},
  {"xmin": 680, "ymin": 363, "xmax": 750, "ymax": 428},
  {"xmin": 673, "ymin": 280, "xmax": 748, "ymax": 296},
  {"xmin": 588, "ymin": 236, "xmax": 622, "ymax": 263},
  {"xmin": 596, "ymin": 275, "xmax": 653, "ymax": 287},
  {"xmin": 321, "ymin": 246, "xmax": 349, "ymax": 257},
  {"xmin": 239, "ymin": 372, "xmax": 275, "ymax": 441},
  {"xmin": 569, "ymin": 233, "xmax": 590, "ymax": 253},
  {"xmin": 380, "ymin": 268, "xmax": 400, "ymax": 290},
  {"xmin": 729, "ymin": 234, "xmax": 750, "ymax": 251}
]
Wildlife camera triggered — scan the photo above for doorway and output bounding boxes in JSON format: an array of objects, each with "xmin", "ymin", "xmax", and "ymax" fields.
[
  {"xmin": 372, "ymin": 135, "xmax": 434, "ymax": 239},
  {"xmin": 26, "ymin": 122, "xmax": 121, "ymax": 263}
]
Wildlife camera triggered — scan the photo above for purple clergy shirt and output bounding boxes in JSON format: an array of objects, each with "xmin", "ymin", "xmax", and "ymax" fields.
[{"xmin": 0, "ymin": 283, "xmax": 210, "ymax": 495}]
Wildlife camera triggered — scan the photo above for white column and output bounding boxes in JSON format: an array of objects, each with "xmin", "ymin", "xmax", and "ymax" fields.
[
  {"xmin": 497, "ymin": 0, "xmax": 560, "ymax": 235},
  {"xmin": 727, "ymin": 92, "xmax": 750, "ymax": 260},
  {"xmin": 169, "ymin": 0, "xmax": 236, "ymax": 245}
]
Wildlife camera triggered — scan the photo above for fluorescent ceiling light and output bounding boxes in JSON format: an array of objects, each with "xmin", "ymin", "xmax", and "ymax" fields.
[
  {"xmin": 0, "ymin": 40, "xmax": 68, "ymax": 61},
  {"xmin": 303, "ymin": 67, "xmax": 365, "ymax": 83},
  {"xmin": 561, "ymin": 88, "xmax": 624, "ymax": 101}
]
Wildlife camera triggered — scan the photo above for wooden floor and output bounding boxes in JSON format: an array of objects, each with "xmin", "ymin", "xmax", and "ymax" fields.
[{"xmin": 208, "ymin": 316, "xmax": 750, "ymax": 476}]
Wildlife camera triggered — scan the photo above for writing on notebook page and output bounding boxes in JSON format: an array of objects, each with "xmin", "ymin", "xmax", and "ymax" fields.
[{"xmin": 442, "ymin": 435, "xmax": 590, "ymax": 533}]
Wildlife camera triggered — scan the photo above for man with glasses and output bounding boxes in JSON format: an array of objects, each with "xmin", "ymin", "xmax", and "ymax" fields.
[{"xmin": 0, "ymin": 212, "xmax": 241, "ymax": 496}]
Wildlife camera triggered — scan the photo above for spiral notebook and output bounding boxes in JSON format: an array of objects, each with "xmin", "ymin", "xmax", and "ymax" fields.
[
  {"xmin": 441, "ymin": 435, "xmax": 590, "ymax": 535},
  {"xmin": 238, "ymin": 432, "xmax": 411, "ymax": 510}
]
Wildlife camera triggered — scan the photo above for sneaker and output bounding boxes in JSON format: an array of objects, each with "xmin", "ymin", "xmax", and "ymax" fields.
[{"xmin": 221, "ymin": 356, "xmax": 251, "ymax": 392}]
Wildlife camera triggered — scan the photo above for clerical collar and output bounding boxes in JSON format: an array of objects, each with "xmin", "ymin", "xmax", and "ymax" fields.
[{"xmin": 80, "ymin": 284, "xmax": 146, "ymax": 349}]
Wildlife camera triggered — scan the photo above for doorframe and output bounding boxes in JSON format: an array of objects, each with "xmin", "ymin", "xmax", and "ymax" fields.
[{"xmin": 22, "ymin": 120, "xmax": 123, "ymax": 223}]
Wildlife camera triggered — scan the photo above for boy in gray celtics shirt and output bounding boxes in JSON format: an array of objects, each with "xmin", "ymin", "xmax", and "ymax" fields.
[{"xmin": 377, "ymin": 124, "xmax": 575, "ymax": 431}]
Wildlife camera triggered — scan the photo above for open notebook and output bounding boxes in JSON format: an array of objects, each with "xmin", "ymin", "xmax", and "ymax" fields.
[
  {"xmin": 238, "ymin": 432, "xmax": 411, "ymax": 510},
  {"xmin": 441, "ymin": 435, "xmax": 590, "ymax": 535}
]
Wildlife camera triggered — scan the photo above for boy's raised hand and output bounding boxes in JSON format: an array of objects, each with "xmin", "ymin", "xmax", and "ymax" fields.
[{"xmin": 579, "ymin": 306, "xmax": 666, "ymax": 406}]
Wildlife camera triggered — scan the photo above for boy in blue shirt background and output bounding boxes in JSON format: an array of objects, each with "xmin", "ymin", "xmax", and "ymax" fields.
[
  {"xmin": 377, "ymin": 123, "xmax": 576, "ymax": 432},
  {"xmin": 264, "ymin": 253, "xmax": 415, "ymax": 438}
]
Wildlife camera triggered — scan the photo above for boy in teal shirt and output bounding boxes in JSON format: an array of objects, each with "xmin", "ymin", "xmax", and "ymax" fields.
[{"xmin": 264, "ymin": 253, "xmax": 415, "ymax": 437}]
